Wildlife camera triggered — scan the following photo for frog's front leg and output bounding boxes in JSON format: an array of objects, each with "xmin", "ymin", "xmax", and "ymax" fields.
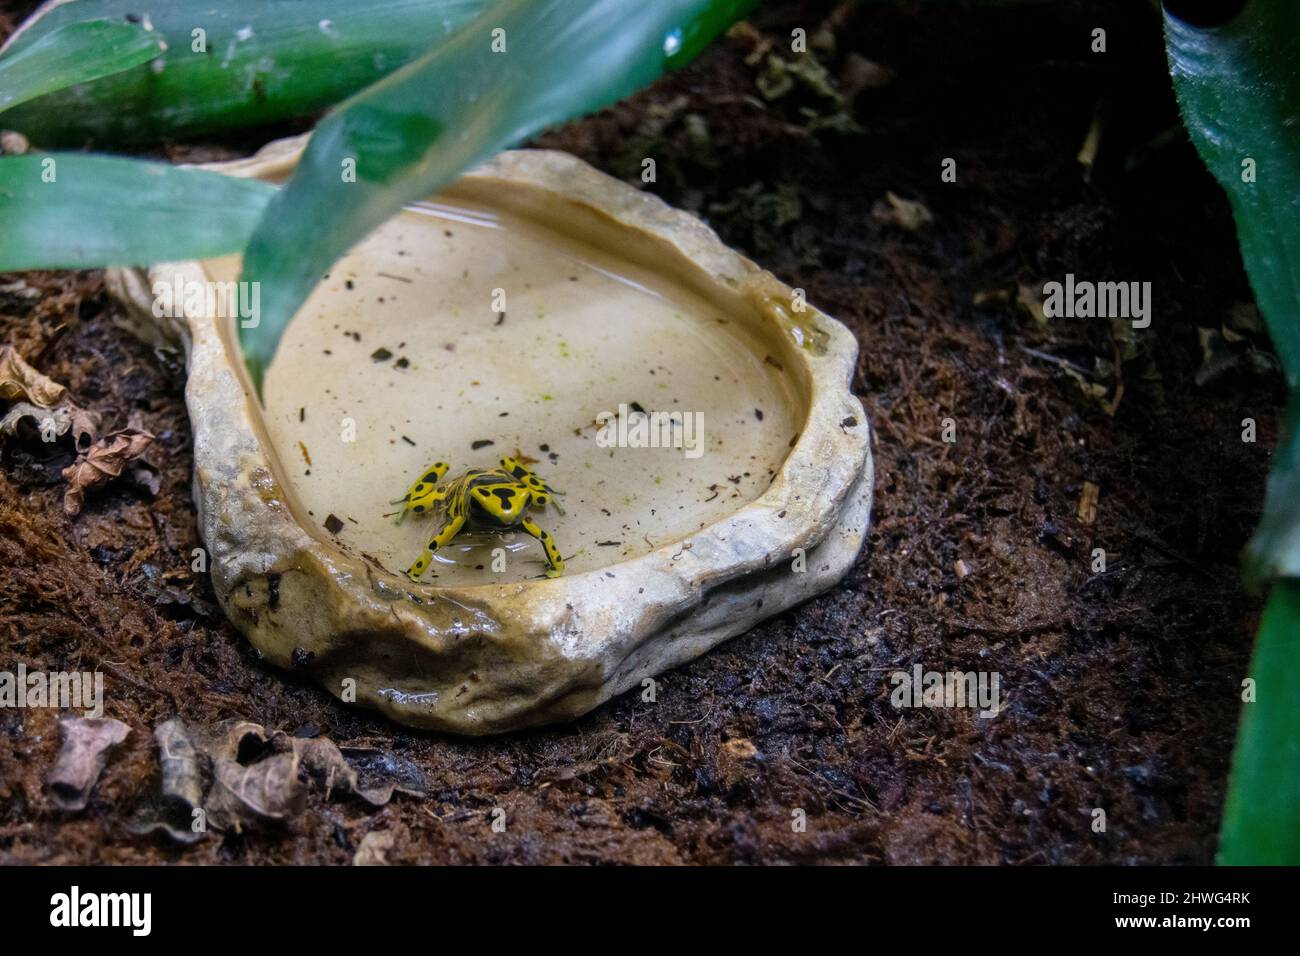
[
  {"xmin": 390, "ymin": 461, "xmax": 450, "ymax": 524},
  {"xmin": 525, "ymin": 487, "xmax": 564, "ymax": 515},
  {"xmin": 502, "ymin": 457, "xmax": 565, "ymax": 515},
  {"xmin": 519, "ymin": 516, "xmax": 564, "ymax": 578},
  {"xmin": 406, "ymin": 512, "xmax": 467, "ymax": 581}
]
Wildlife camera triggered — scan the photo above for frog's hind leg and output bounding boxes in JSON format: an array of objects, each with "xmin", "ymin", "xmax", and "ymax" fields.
[
  {"xmin": 390, "ymin": 461, "xmax": 450, "ymax": 524},
  {"xmin": 519, "ymin": 516, "xmax": 564, "ymax": 578},
  {"xmin": 406, "ymin": 512, "xmax": 467, "ymax": 581}
]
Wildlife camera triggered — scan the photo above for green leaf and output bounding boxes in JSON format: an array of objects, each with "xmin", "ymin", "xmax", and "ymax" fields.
[
  {"xmin": 0, "ymin": 154, "xmax": 274, "ymax": 270},
  {"xmin": 0, "ymin": 0, "xmax": 491, "ymax": 146},
  {"xmin": 1166, "ymin": 2, "xmax": 1300, "ymax": 389},
  {"xmin": 238, "ymin": 0, "xmax": 755, "ymax": 395},
  {"xmin": 1168, "ymin": 4, "xmax": 1300, "ymax": 582},
  {"xmin": 1166, "ymin": 2, "xmax": 1300, "ymax": 864},
  {"xmin": 1217, "ymin": 579, "xmax": 1300, "ymax": 865},
  {"xmin": 0, "ymin": 17, "xmax": 164, "ymax": 115}
]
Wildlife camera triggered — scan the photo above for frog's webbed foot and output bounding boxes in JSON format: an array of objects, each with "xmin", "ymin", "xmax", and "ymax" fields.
[{"xmin": 392, "ymin": 487, "xmax": 445, "ymax": 525}]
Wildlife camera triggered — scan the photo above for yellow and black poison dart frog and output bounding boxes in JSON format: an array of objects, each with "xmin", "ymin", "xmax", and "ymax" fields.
[{"xmin": 391, "ymin": 457, "xmax": 565, "ymax": 581}]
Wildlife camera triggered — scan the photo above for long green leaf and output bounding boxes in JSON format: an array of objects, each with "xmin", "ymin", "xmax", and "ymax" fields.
[
  {"xmin": 0, "ymin": 154, "xmax": 274, "ymax": 270},
  {"xmin": 238, "ymin": 0, "xmax": 755, "ymax": 394},
  {"xmin": 1166, "ymin": 1, "xmax": 1300, "ymax": 864},
  {"xmin": 0, "ymin": 0, "xmax": 490, "ymax": 146},
  {"xmin": 1166, "ymin": 2, "xmax": 1300, "ymax": 393},
  {"xmin": 0, "ymin": 18, "xmax": 163, "ymax": 114},
  {"xmin": 1217, "ymin": 579, "xmax": 1300, "ymax": 865},
  {"xmin": 1168, "ymin": 2, "xmax": 1300, "ymax": 583}
]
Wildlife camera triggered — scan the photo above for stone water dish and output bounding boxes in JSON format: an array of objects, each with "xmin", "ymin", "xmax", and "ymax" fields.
[{"xmin": 108, "ymin": 134, "xmax": 873, "ymax": 734}]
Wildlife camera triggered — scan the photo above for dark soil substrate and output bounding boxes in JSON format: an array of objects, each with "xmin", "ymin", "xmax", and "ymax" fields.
[{"xmin": 0, "ymin": 0, "xmax": 1280, "ymax": 864}]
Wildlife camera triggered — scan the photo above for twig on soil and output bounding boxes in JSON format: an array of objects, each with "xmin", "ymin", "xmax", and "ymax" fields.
[{"xmin": 1018, "ymin": 345, "xmax": 1092, "ymax": 377}]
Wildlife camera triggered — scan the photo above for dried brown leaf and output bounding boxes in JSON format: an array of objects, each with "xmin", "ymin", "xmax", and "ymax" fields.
[
  {"xmin": 0, "ymin": 344, "xmax": 65, "ymax": 407},
  {"xmin": 48, "ymin": 717, "xmax": 131, "ymax": 812},
  {"xmin": 61, "ymin": 428, "xmax": 156, "ymax": 516},
  {"xmin": 272, "ymin": 732, "xmax": 402, "ymax": 805},
  {"xmin": 126, "ymin": 718, "xmax": 208, "ymax": 843},
  {"xmin": 207, "ymin": 752, "xmax": 306, "ymax": 833},
  {"xmin": 0, "ymin": 398, "xmax": 100, "ymax": 450},
  {"xmin": 133, "ymin": 719, "xmax": 412, "ymax": 838},
  {"xmin": 156, "ymin": 717, "xmax": 205, "ymax": 810}
]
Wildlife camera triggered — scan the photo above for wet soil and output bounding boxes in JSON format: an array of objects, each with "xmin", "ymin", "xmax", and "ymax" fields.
[{"xmin": 0, "ymin": 0, "xmax": 1280, "ymax": 863}]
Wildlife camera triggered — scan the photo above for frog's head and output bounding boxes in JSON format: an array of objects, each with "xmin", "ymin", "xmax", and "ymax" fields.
[{"xmin": 470, "ymin": 482, "xmax": 528, "ymax": 526}]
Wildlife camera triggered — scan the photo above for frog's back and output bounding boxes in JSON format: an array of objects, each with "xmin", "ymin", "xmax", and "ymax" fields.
[{"xmin": 445, "ymin": 467, "xmax": 522, "ymax": 523}]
